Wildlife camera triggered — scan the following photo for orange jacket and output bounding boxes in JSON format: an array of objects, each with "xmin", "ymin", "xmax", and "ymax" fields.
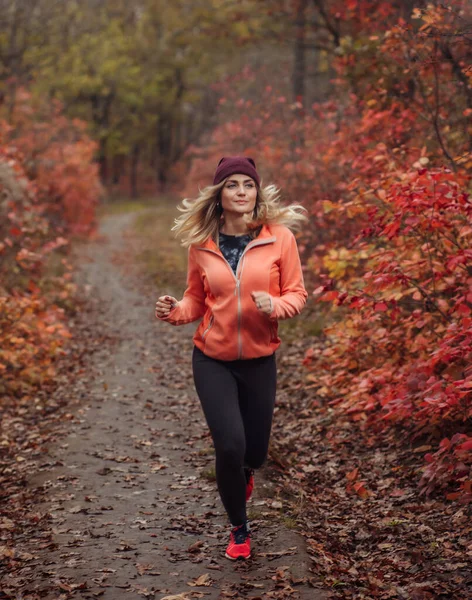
[{"xmin": 158, "ymin": 223, "xmax": 307, "ymax": 360}]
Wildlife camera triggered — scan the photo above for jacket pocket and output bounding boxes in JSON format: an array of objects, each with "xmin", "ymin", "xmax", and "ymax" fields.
[{"xmin": 201, "ymin": 313, "xmax": 214, "ymax": 341}]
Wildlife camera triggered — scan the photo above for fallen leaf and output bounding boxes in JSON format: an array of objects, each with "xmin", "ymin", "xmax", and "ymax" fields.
[
  {"xmin": 259, "ymin": 547, "xmax": 298, "ymax": 560},
  {"xmin": 0, "ymin": 518, "xmax": 15, "ymax": 530},
  {"xmin": 187, "ymin": 540, "xmax": 204, "ymax": 553},
  {"xmin": 0, "ymin": 546, "xmax": 15, "ymax": 559},
  {"xmin": 187, "ymin": 573, "xmax": 212, "ymax": 587},
  {"xmin": 69, "ymin": 505, "xmax": 89, "ymax": 514},
  {"xmin": 346, "ymin": 467, "xmax": 359, "ymax": 481},
  {"xmin": 136, "ymin": 562, "xmax": 154, "ymax": 575}
]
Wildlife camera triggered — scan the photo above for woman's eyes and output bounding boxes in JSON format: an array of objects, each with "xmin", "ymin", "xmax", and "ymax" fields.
[{"xmin": 227, "ymin": 184, "xmax": 254, "ymax": 188}]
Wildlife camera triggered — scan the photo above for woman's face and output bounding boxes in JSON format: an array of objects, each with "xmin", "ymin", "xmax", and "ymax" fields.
[{"xmin": 220, "ymin": 173, "xmax": 257, "ymax": 216}]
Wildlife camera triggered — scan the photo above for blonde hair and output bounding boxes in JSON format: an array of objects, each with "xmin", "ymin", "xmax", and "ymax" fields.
[{"xmin": 172, "ymin": 178, "xmax": 308, "ymax": 247}]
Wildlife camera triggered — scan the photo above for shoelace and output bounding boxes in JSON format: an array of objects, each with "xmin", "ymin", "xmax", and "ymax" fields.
[{"xmin": 232, "ymin": 523, "xmax": 250, "ymax": 545}]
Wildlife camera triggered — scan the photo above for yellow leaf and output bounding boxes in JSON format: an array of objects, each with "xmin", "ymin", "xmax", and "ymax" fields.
[{"xmin": 322, "ymin": 200, "xmax": 336, "ymax": 213}]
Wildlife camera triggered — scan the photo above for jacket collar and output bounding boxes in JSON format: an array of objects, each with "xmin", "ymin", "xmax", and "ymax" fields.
[{"xmin": 199, "ymin": 224, "xmax": 274, "ymax": 251}]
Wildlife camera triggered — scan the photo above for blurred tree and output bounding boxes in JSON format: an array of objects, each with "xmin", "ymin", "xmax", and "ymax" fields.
[
  {"xmin": 0, "ymin": 0, "xmax": 270, "ymax": 192},
  {"xmin": 0, "ymin": 0, "xmax": 440, "ymax": 193}
]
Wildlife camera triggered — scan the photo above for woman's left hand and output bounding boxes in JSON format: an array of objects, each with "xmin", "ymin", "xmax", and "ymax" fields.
[{"xmin": 251, "ymin": 291, "xmax": 273, "ymax": 316}]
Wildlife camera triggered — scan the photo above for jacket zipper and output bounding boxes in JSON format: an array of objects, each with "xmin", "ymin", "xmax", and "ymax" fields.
[{"xmin": 198, "ymin": 236, "xmax": 276, "ymax": 359}]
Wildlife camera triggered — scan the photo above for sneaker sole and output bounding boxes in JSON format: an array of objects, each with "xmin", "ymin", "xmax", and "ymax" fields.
[{"xmin": 225, "ymin": 551, "xmax": 251, "ymax": 561}]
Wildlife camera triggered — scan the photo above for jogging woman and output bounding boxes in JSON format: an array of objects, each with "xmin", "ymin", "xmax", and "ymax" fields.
[{"xmin": 155, "ymin": 156, "xmax": 307, "ymax": 561}]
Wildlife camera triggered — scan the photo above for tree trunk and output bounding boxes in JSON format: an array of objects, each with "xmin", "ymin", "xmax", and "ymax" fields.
[
  {"xmin": 130, "ymin": 144, "xmax": 140, "ymax": 198},
  {"xmin": 156, "ymin": 114, "xmax": 171, "ymax": 191},
  {"xmin": 292, "ymin": 0, "xmax": 308, "ymax": 150},
  {"xmin": 90, "ymin": 91, "xmax": 114, "ymax": 185},
  {"xmin": 157, "ymin": 167, "xmax": 167, "ymax": 192},
  {"xmin": 98, "ymin": 137, "xmax": 108, "ymax": 183},
  {"xmin": 111, "ymin": 155, "xmax": 122, "ymax": 185},
  {"xmin": 293, "ymin": 0, "xmax": 307, "ymax": 107}
]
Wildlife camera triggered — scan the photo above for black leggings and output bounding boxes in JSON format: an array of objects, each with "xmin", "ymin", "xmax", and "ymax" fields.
[{"xmin": 192, "ymin": 345, "xmax": 277, "ymax": 526}]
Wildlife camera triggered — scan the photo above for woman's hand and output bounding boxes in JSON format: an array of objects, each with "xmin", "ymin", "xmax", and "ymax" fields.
[
  {"xmin": 251, "ymin": 291, "xmax": 273, "ymax": 316},
  {"xmin": 155, "ymin": 295, "xmax": 179, "ymax": 318}
]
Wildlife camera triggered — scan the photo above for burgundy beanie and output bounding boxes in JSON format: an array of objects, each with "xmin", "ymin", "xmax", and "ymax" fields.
[{"xmin": 213, "ymin": 156, "xmax": 260, "ymax": 187}]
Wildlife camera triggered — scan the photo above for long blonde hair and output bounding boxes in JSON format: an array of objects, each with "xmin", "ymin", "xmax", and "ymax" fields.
[{"xmin": 172, "ymin": 178, "xmax": 308, "ymax": 247}]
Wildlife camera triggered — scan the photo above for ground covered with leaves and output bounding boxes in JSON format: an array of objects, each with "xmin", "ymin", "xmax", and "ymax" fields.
[
  {"xmin": 120, "ymin": 203, "xmax": 472, "ymax": 599},
  {"xmin": 1, "ymin": 204, "xmax": 471, "ymax": 599},
  {"xmin": 272, "ymin": 350, "xmax": 471, "ymax": 598},
  {"xmin": 1, "ymin": 208, "xmax": 327, "ymax": 600}
]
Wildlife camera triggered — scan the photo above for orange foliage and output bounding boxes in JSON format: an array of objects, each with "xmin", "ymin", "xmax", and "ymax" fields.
[
  {"xmin": 6, "ymin": 89, "xmax": 102, "ymax": 235},
  {"xmin": 0, "ymin": 90, "xmax": 101, "ymax": 402}
]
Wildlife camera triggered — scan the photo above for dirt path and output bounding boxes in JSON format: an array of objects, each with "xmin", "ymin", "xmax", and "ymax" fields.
[{"xmin": 20, "ymin": 211, "xmax": 328, "ymax": 599}]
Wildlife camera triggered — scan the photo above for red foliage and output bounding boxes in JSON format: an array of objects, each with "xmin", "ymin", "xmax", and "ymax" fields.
[
  {"xmin": 310, "ymin": 167, "xmax": 472, "ymax": 433},
  {"xmin": 421, "ymin": 434, "xmax": 472, "ymax": 502},
  {"xmin": 179, "ymin": 2, "xmax": 472, "ymax": 500}
]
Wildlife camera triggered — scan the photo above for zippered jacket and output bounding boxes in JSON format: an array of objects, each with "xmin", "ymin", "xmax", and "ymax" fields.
[{"xmin": 158, "ymin": 223, "xmax": 308, "ymax": 361}]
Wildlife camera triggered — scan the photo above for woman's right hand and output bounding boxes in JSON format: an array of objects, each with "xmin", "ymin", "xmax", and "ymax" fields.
[{"xmin": 155, "ymin": 295, "xmax": 179, "ymax": 318}]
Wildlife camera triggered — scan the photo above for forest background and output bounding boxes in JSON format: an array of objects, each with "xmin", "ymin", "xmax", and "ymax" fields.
[{"xmin": 1, "ymin": 0, "xmax": 471, "ymax": 595}]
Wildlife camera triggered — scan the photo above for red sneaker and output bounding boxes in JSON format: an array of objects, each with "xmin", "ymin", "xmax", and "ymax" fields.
[
  {"xmin": 225, "ymin": 522, "xmax": 251, "ymax": 560},
  {"xmin": 245, "ymin": 468, "xmax": 255, "ymax": 501}
]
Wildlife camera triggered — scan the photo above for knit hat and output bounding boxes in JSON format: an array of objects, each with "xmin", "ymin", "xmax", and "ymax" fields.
[{"xmin": 213, "ymin": 156, "xmax": 260, "ymax": 187}]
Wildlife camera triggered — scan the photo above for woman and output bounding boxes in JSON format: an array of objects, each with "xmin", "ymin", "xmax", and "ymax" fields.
[{"xmin": 155, "ymin": 156, "xmax": 308, "ymax": 561}]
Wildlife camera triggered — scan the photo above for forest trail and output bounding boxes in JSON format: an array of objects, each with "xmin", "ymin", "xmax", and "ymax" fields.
[{"xmin": 21, "ymin": 209, "xmax": 328, "ymax": 600}]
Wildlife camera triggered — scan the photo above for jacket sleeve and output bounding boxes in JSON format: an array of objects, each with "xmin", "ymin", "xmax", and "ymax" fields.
[
  {"xmin": 158, "ymin": 245, "xmax": 206, "ymax": 325},
  {"xmin": 269, "ymin": 229, "xmax": 308, "ymax": 320}
]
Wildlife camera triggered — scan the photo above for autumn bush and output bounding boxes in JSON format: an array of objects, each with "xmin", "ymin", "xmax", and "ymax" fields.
[
  {"xmin": 181, "ymin": 3, "xmax": 472, "ymax": 501},
  {"xmin": 0, "ymin": 91, "xmax": 101, "ymax": 404}
]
